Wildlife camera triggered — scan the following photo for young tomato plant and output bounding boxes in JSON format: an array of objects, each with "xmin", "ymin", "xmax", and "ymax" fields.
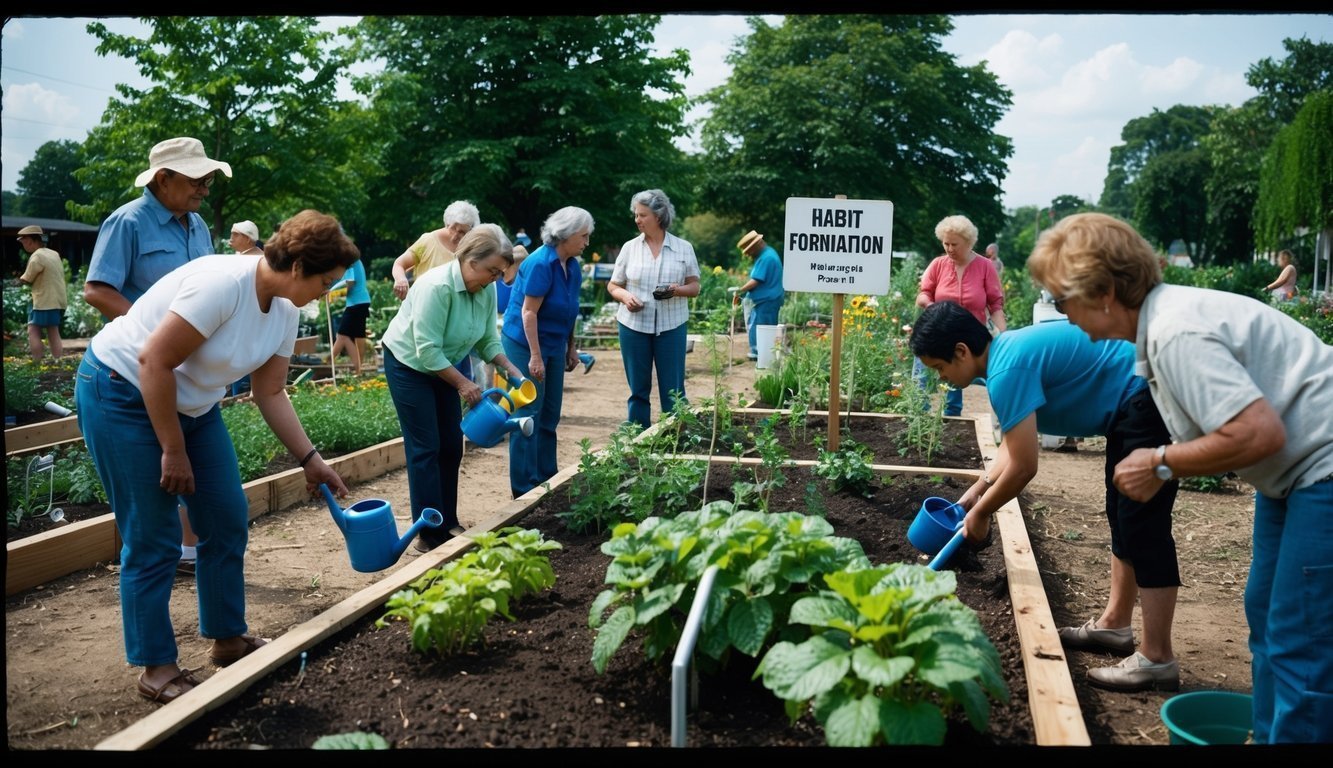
[
  {"xmin": 756, "ymin": 563, "xmax": 1009, "ymax": 746},
  {"xmin": 813, "ymin": 435, "xmax": 878, "ymax": 498}
]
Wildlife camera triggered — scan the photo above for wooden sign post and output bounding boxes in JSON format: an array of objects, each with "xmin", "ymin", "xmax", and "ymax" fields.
[{"xmin": 782, "ymin": 195, "xmax": 894, "ymax": 451}]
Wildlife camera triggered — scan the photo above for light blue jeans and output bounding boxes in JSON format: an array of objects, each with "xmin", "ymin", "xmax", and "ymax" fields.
[
  {"xmin": 502, "ymin": 334, "xmax": 566, "ymax": 497},
  {"xmin": 618, "ymin": 321, "xmax": 688, "ymax": 429},
  {"xmin": 75, "ymin": 349, "xmax": 249, "ymax": 667},
  {"xmin": 911, "ymin": 356, "xmax": 964, "ymax": 416},
  {"xmin": 1246, "ymin": 476, "xmax": 1333, "ymax": 743}
]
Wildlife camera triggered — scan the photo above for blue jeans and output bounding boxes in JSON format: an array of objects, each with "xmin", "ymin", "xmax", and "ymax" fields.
[
  {"xmin": 1247, "ymin": 477, "xmax": 1333, "ymax": 743},
  {"xmin": 746, "ymin": 300, "xmax": 781, "ymax": 357},
  {"xmin": 618, "ymin": 321, "xmax": 688, "ymax": 429},
  {"xmin": 382, "ymin": 349, "xmax": 463, "ymax": 540},
  {"xmin": 75, "ymin": 349, "xmax": 249, "ymax": 667},
  {"xmin": 502, "ymin": 334, "xmax": 566, "ymax": 497},
  {"xmin": 911, "ymin": 356, "xmax": 964, "ymax": 417}
]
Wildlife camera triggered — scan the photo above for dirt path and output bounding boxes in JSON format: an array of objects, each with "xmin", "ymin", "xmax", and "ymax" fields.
[{"xmin": 4, "ymin": 333, "xmax": 1254, "ymax": 749}]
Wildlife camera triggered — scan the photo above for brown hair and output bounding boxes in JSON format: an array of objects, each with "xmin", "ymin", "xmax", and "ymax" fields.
[
  {"xmin": 263, "ymin": 210, "xmax": 360, "ymax": 274},
  {"xmin": 1027, "ymin": 212, "xmax": 1161, "ymax": 310},
  {"xmin": 455, "ymin": 223, "xmax": 514, "ymax": 267}
]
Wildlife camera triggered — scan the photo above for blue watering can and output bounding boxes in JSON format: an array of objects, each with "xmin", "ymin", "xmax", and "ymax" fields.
[
  {"xmin": 907, "ymin": 496, "xmax": 968, "ymax": 571},
  {"xmin": 319, "ymin": 483, "xmax": 442, "ymax": 572},
  {"xmin": 462, "ymin": 387, "xmax": 535, "ymax": 448},
  {"xmin": 491, "ymin": 373, "xmax": 537, "ymax": 413}
]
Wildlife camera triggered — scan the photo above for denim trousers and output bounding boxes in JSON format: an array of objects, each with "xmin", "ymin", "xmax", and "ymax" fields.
[
  {"xmin": 1246, "ymin": 477, "xmax": 1333, "ymax": 743},
  {"xmin": 618, "ymin": 321, "xmax": 688, "ymax": 429},
  {"xmin": 382, "ymin": 348, "xmax": 463, "ymax": 537},
  {"xmin": 911, "ymin": 355, "xmax": 964, "ymax": 416},
  {"xmin": 502, "ymin": 334, "xmax": 566, "ymax": 497},
  {"xmin": 746, "ymin": 299, "xmax": 781, "ymax": 357},
  {"xmin": 75, "ymin": 349, "xmax": 249, "ymax": 666}
]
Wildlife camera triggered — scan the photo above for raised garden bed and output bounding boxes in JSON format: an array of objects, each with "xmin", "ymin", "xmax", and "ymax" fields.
[{"xmin": 92, "ymin": 410, "xmax": 1085, "ymax": 749}]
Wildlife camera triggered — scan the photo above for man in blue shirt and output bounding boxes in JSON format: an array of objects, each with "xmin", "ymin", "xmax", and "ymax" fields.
[
  {"xmin": 736, "ymin": 230, "xmax": 785, "ymax": 361},
  {"xmin": 911, "ymin": 300, "xmax": 1184, "ymax": 693},
  {"xmin": 83, "ymin": 137, "xmax": 232, "ymax": 575}
]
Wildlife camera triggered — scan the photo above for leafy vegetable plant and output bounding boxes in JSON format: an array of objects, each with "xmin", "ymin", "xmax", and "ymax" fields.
[
  {"xmin": 756, "ymin": 563, "xmax": 1009, "ymax": 746},
  {"xmin": 813, "ymin": 436, "xmax": 877, "ymax": 498}
]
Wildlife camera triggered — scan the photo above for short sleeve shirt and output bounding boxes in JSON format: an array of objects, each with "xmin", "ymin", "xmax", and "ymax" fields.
[
  {"xmin": 748, "ymin": 245, "xmax": 785, "ymax": 305},
  {"xmin": 985, "ymin": 319, "xmax": 1143, "ymax": 438},
  {"xmin": 344, "ymin": 259, "xmax": 371, "ymax": 307},
  {"xmin": 20, "ymin": 248, "xmax": 68, "ymax": 309},
  {"xmin": 919, "ymin": 254, "xmax": 1004, "ymax": 325},
  {"xmin": 86, "ymin": 188, "xmax": 213, "ymax": 307},
  {"xmin": 406, "ymin": 231, "xmax": 455, "ymax": 277},
  {"xmin": 1136, "ymin": 283, "xmax": 1333, "ymax": 497},
  {"xmin": 90, "ymin": 255, "xmax": 298, "ymax": 417},
  {"xmin": 611, "ymin": 231, "xmax": 701, "ymax": 334},
  {"xmin": 501, "ymin": 243, "xmax": 583, "ymax": 358}
]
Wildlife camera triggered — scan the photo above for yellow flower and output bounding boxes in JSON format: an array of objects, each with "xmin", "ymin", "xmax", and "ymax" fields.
[{"xmin": 712, "ymin": 265, "xmax": 724, "ymax": 275}]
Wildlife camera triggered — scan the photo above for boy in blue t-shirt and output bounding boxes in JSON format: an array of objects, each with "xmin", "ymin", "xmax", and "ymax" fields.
[{"xmin": 910, "ymin": 300, "xmax": 1184, "ymax": 693}]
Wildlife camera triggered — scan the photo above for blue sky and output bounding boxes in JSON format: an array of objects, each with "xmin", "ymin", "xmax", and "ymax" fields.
[{"xmin": 3, "ymin": 13, "xmax": 1329, "ymax": 209}]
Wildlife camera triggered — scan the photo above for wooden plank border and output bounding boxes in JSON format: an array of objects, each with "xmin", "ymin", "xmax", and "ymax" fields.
[{"xmin": 971, "ymin": 414, "xmax": 1090, "ymax": 746}]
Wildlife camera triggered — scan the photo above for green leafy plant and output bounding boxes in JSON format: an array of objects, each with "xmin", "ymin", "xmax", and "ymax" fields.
[
  {"xmin": 813, "ymin": 436, "xmax": 877, "ymax": 498},
  {"xmin": 750, "ymin": 416, "xmax": 788, "ymax": 511},
  {"xmin": 377, "ymin": 527, "xmax": 559, "ymax": 655},
  {"xmin": 756, "ymin": 563, "xmax": 1009, "ymax": 746},
  {"xmin": 1180, "ymin": 473, "xmax": 1229, "ymax": 493},
  {"xmin": 312, "ymin": 731, "xmax": 390, "ymax": 749},
  {"xmin": 588, "ymin": 503, "xmax": 871, "ymax": 675}
]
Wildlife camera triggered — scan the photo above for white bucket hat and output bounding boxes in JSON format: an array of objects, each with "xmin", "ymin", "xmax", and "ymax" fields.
[
  {"xmin": 134, "ymin": 137, "xmax": 233, "ymax": 187},
  {"xmin": 231, "ymin": 220, "xmax": 259, "ymax": 240}
]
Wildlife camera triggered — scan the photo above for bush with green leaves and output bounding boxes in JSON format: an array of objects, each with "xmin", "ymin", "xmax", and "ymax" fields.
[
  {"xmin": 813, "ymin": 436, "xmax": 877, "ymax": 498},
  {"xmin": 377, "ymin": 527, "xmax": 560, "ymax": 655},
  {"xmin": 563, "ymin": 422, "xmax": 708, "ymax": 534},
  {"xmin": 756, "ymin": 563, "xmax": 1009, "ymax": 746},
  {"xmin": 589, "ymin": 503, "xmax": 871, "ymax": 675}
]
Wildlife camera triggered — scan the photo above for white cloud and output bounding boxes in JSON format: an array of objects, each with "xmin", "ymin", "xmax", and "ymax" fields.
[
  {"xmin": 1141, "ymin": 56, "xmax": 1206, "ymax": 95},
  {"xmin": 3, "ymin": 82, "xmax": 83, "ymax": 136},
  {"xmin": 975, "ymin": 29, "xmax": 1063, "ymax": 89}
]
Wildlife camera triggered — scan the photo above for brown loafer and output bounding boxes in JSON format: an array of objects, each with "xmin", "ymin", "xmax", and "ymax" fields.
[
  {"xmin": 208, "ymin": 635, "xmax": 268, "ymax": 667},
  {"xmin": 137, "ymin": 668, "xmax": 202, "ymax": 704}
]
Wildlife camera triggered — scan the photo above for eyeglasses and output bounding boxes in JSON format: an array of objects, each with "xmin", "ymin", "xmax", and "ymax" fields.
[
  {"xmin": 167, "ymin": 170, "xmax": 215, "ymax": 189},
  {"xmin": 1051, "ymin": 295, "xmax": 1072, "ymax": 314}
]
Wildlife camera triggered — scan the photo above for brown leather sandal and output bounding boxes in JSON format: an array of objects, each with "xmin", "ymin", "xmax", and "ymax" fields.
[
  {"xmin": 208, "ymin": 635, "xmax": 268, "ymax": 667},
  {"xmin": 137, "ymin": 668, "xmax": 202, "ymax": 703}
]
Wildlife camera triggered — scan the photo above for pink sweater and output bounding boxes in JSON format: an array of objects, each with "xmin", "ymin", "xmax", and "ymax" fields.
[{"xmin": 918, "ymin": 254, "xmax": 1004, "ymax": 325}]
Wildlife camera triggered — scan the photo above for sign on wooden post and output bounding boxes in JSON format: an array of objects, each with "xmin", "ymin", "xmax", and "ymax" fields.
[{"xmin": 783, "ymin": 196, "xmax": 894, "ymax": 450}]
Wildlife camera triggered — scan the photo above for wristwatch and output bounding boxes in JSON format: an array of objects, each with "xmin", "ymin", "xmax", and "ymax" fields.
[{"xmin": 1153, "ymin": 445, "xmax": 1173, "ymax": 481}]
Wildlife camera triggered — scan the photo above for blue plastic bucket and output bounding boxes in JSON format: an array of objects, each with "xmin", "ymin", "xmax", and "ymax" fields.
[
  {"xmin": 1160, "ymin": 690, "xmax": 1253, "ymax": 745},
  {"xmin": 907, "ymin": 496, "xmax": 966, "ymax": 556}
]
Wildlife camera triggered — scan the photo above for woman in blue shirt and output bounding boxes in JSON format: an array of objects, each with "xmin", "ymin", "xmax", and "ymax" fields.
[{"xmin": 500, "ymin": 207, "xmax": 593, "ymax": 498}]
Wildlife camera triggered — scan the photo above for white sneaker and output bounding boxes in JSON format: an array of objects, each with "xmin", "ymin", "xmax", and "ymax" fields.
[
  {"xmin": 1087, "ymin": 651, "xmax": 1180, "ymax": 692},
  {"xmin": 1057, "ymin": 618, "xmax": 1135, "ymax": 654}
]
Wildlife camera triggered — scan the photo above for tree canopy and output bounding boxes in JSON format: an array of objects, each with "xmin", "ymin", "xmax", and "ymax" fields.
[
  {"xmin": 14, "ymin": 140, "xmax": 89, "ymax": 219},
  {"xmin": 696, "ymin": 15, "xmax": 1012, "ymax": 256},
  {"xmin": 352, "ymin": 15, "xmax": 692, "ymax": 253},
  {"xmin": 1255, "ymin": 88, "xmax": 1333, "ymax": 251},
  {"xmin": 69, "ymin": 17, "xmax": 365, "ymax": 243}
]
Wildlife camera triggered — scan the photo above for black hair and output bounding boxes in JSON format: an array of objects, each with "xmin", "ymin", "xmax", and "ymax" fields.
[{"xmin": 909, "ymin": 301, "xmax": 993, "ymax": 361}]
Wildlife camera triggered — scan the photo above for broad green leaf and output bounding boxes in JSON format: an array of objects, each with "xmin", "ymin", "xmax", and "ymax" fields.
[
  {"xmin": 727, "ymin": 596, "xmax": 774, "ymax": 656},
  {"xmin": 634, "ymin": 583, "xmax": 687, "ymax": 625},
  {"xmin": 312, "ymin": 731, "xmax": 391, "ymax": 749},
  {"xmin": 878, "ymin": 698, "xmax": 949, "ymax": 745},
  {"xmin": 591, "ymin": 605, "xmax": 635, "ymax": 674},
  {"xmin": 949, "ymin": 678, "xmax": 992, "ymax": 732},
  {"xmin": 788, "ymin": 595, "xmax": 859, "ymax": 628},
  {"xmin": 850, "ymin": 646, "xmax": 914, "ymax": 688},
  {"xmin": 822, "ymin": 693, "xmax": 884, "ymax": 747},
  {"xmin": 758, "ymin": 635, "xmax": 851, "ymax": 700}
]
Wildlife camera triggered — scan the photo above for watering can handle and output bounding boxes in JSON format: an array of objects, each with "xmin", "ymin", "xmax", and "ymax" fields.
[{"xmin": 480, "ymin": 387, "xmax": 514, "ymax": 409}]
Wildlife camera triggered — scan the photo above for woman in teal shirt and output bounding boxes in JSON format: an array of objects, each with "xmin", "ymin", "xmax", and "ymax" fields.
[{"xmin": 382, "ymin": 224, "xmax": 525, "ymax": 551}]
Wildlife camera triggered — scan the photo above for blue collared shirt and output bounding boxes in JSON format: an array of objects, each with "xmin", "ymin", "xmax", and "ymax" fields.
[
  {"xmin": 87, "ymin": 188, "xmax": 214, "ymax": 308},
  {"xmin": 501, "ymin": 243, "xmax": 582, "ymax": 358}
]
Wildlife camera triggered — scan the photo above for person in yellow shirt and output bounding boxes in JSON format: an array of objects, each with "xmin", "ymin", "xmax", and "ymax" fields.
[
  {"xmin": 16, "ymin": 225, "xmax": 68, "ymax": 360},
  {"xmin": 390, "ymin": 200, "xmax": 480, "ymax": 300}
]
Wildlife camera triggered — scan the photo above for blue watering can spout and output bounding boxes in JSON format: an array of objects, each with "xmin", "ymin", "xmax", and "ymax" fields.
[{"xmin": 319, "ymin": 483, "xmax": 443, "ymax": 572}]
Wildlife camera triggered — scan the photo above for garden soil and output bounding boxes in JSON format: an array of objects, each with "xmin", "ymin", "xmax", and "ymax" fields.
[{"xmin": 5, "ymin": 333, "xmax": 1254, "ymax": 750}]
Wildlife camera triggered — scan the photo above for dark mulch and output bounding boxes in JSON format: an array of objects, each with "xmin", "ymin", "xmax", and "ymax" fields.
[
  {"xmin": 669, "ymin": 411, "xmax": 982, "ymax": 469},
  {"xmin": 164, "ymin": 466, "xmax": 1033, "ymax": 750}
]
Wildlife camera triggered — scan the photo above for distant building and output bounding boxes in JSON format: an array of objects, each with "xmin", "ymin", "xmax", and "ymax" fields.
[{"xmin": 4, "ymin": 216, "xmax": 100, "ymax": 279}]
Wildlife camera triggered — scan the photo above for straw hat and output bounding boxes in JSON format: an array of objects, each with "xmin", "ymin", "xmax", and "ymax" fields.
[
  {"xmin": 17, "ymin": 225, "xmax": 44, "ymax": 237},
  {"xmin": 231, "ymin": 220, "xmax": 260, "ymax": 240},
  {"xmin": 134, "ymin": 137, "xmax": 233, "ymax": 187},
  {"xmin": 737, "ymin": 230, "xmax": 763, "ymax": 254}
]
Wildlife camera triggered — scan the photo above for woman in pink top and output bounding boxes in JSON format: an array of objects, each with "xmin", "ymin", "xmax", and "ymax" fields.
[{"xmin": 914, "ymin": 214, "xmax": 1006, "ymax": 415}]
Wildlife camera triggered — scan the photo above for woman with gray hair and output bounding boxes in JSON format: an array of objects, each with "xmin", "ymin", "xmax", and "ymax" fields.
[
  {"xmin": 500, "ymin": 207, "xmax": 594, "ymax": 498},
  {"xmin": 383, "ymin": 223, "xmax": 524, "ymax": 551},
  {"xmin": 391, "ymin": 200, "xmax": 482, "ymax": 300},
  {"xmin": 913, "ymin": 214, "xmax": 1006, "ymax": 416},
  {"xmin": 607, "ymin": 189, "xmax": 701, "ymax": 429},
  {"xmin": 1028, "ymin": 212, "xmax": 1333, "ymax": 743}
]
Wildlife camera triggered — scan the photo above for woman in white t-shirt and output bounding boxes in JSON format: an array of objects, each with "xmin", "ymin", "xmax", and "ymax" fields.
[{"xmin": 74, "ymin": 210, "xmax": 360, "ymax": 706}]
